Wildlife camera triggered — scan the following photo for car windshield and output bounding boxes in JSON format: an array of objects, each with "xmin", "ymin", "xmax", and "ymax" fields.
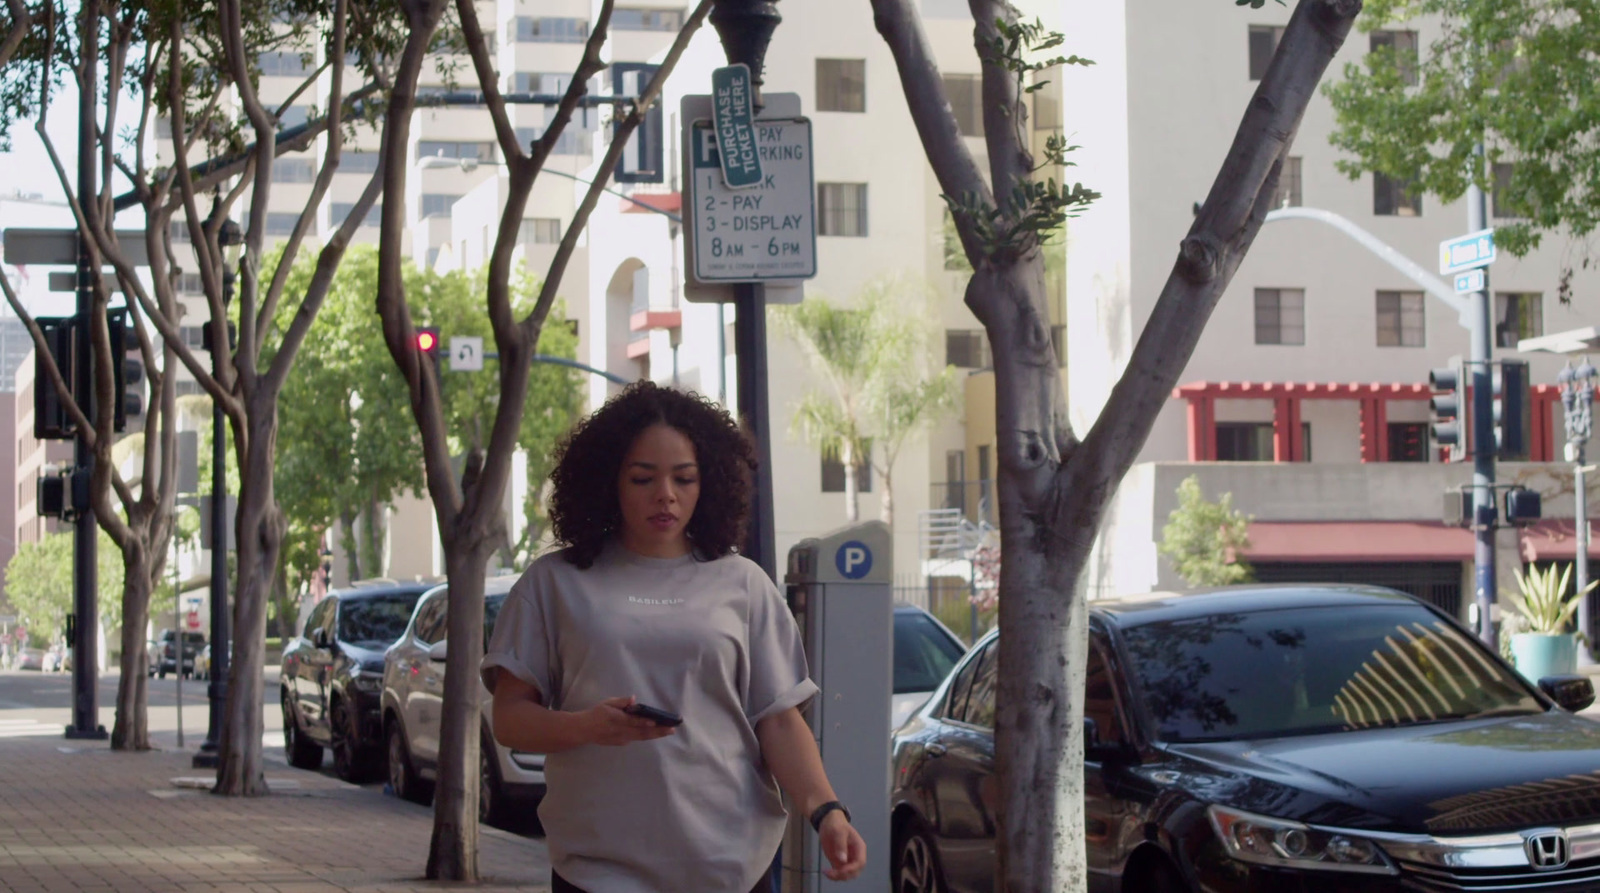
[
  {"xmin": 893, "ymin": 611, "xmax": 967, "ymax": 695},
  {"xmin": 339, "ymin": 595, "xmax": 422, "ymax": 647},
  {"xmin": 1120, "ymin": 604, "xmax": 1543, "ymax": 742}
]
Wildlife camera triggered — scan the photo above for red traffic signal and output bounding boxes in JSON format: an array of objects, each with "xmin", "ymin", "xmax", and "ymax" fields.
[{"xmin": 416, "ymin": 327, "xmax": 440, "ymax": 354}]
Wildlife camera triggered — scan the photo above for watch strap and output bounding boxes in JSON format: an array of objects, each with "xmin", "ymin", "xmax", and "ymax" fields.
[{"xmin": 809, "ymin": 800, "xmax": 851, "ymax": 831}]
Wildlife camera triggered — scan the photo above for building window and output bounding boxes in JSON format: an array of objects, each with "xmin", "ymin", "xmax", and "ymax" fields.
[
  {"xmin": 946, "ymin": 329, "xmax": 991, "ymax": 369},
  {"xmin": 1272, "ymin": 156, "xmax": 1302, "ymax": 208},
  {"xmin": 521, "ymin": 218, "xmax": 561, "ymax": 244},
  {"xmin": 1375, "ymin": 290, "xmax": 1425, "ymax": 347},
  {"xmin": 331, "ymin": 202, "xmax": 381, "ymax": 227},
  {"xmin": 1248, "ymin": 25, "xmax": 1286, "ymax": 80},
  {"xmin": 169, "ymin": 219, "xmax": 190, "ymax": 243},
  {"xmin": 512, "ymin": 72, "xmax": 572, "ymax": 95},
  {"xmin": 1032, "ymin": 65, "xmax": 1061, "ymax": 131},
  {"xmin": 173, "ymin": 272, "xmax": 204, "ymax": 294},
  {"xmin": 278, "ymin": 106, "xmax": 310, "ymax": 130},
  {"xmin": 265, "ymin": 212, "xmax": 301, "ymax": 236},
  {"xmin": 818, "ymin": 183, "xmax": 868, "ymax": 237},
  {"xmin": 1254, "ymin": 287, "xmax": 1305, "ymax": 345},
  {"xmin": 341, "ymin": 150, "xmax": 380, "ymax": 173},
  {"xmin": 613, "ymin": 7, "xmax": 684, "ymax": 30},
  {"xmin": 417, "ymin": 140, "xmax": 492, "ymax": 161},
  {"xmin": 508, "ymin": 16, "xmax": 588, "ymax": 43},
  {"xmin": 1387, "ymin": 422, "xmax": 1430, "ymax": 462},
  {"xmin": 1369, "ymin": 30, "xmax": 1419, "ymax": 86},
  {"xmin": 258, "ymin": 50, "xmax": 309, "ymax": 77},
  {"xmin": 420, "ymin": 194, "xmax": 461, "ymax": 218},
  {"xmin": 1374, "ymin": 172, "xmax": 1422, "ymax": 216},
  {"xmin": 1216, "ymin": 423, "xmax": 1274, "ymax": 461},
  {"xmin": 942, "ymin": 73, "xmax": 983, "ymax": 137},
  {"xmin": 416, "ymin": 85, "xmax": 483, "ymax": 108},
  {"xmin": 821, "ymin": 448, "xmax": 872, "ymax": 493},
  {"xmin": 272, "ymin": 158, "xmax": 315, "ymax": 184},
  {"xmin": 1495, "ymin": 292, "xmax": 1543, "ymax": 348},
  {"xmin": 1492, "ymin": 162, "xmax": 1528, "ymax": 219},
  {"xmin": 515, "ymin": 126, "xmax": 593, "ymax": 156},
  {"xmin": 816, "ymin": 59, "xmax": 866, "ymax": 113}
]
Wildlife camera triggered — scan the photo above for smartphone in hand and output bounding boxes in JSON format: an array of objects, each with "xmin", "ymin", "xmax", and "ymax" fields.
[{"xmin": 624, "ymin": 703, "xmax": 684, "ymax": 727}]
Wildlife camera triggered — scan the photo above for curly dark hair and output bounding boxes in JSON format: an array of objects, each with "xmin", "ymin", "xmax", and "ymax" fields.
[{"xmin": 548, "ymin": 381, "xmax": 756, "ymax": 568}]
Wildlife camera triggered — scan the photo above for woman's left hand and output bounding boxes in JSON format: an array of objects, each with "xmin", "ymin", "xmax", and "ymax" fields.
[{"xmin": 818, "ymin": 811, "xmax": 866, "ymax": 881}]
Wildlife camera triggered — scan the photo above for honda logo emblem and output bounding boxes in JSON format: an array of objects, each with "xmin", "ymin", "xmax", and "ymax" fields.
[{"xmin": 1524, "ymin": 830, "xmax": 1570, "ymax": 870}]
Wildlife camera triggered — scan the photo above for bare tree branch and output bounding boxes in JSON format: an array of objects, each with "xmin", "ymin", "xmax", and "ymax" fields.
[{"xmin": 0, "ymin": 0, "xmax": 34, "ymax": 71}]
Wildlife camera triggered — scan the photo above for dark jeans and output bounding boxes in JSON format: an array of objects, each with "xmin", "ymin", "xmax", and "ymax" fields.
[{"xmin": 551, "ymin": 864, "xmax": 775, "ymax": 893}]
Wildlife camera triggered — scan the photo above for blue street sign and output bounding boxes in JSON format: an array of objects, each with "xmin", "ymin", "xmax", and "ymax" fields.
[
  {"xmin": 1453, "ymin": 269, "xmax": 1486, "ymax": 295},
  {"xmin": 711, "ymin": 64, "xmax": 763, "ymax": 189},
  {"xmin": 834, "ymin": 540, "xmax": 873, "ymax": 580},
  {"xmin": 1439, "ymin": 228, "xmax": 1496, "ymax": 276}
]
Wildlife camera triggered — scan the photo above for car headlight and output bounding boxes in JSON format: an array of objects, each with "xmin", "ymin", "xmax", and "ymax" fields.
[
  {"xmin": 1207, "ymin": 805, "xmax": 1397, "ymax": 875},
  {"xmin": 349, "ymin": 664, "xmax": 384, "ymax": 690}
]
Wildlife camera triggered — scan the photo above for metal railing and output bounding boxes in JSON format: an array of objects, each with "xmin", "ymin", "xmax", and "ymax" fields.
[{"xmin": 929, "ymin": 480, "xmax": 996, "ymax": 527}]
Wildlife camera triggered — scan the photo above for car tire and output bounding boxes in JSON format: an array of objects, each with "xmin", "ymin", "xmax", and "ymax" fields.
[
  {"xmin": 894, "ymin": 817, "xmax": 946, "ymax": 893},
  {"xmin": 480, "ymin": 730, "xmax": 510, "ymax": 828},
  {"xmin": 330, "ymin": 698, "xmax": 376, "ymax": 783},
  {"xmin": 388, "ymin": 720, "xmax": 429, "ymax": 805},
  {"xmin": 282, "ymin": 690, "xmax": 323, "ymax": 770},
  {"xmin": 1139, "ymin": 856, "xmax": 1190, "ymax": 893}
]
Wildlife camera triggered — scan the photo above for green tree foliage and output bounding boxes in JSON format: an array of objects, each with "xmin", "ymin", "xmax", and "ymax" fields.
[
  {"xmin": 269, "ymin": 246, "xmax": 582, "ymax": 581},
  {"xmin": 4, "ymin": 530, "xmax": 123, "ymax": 647},
  {"xmin": 1158, "ymin": 475, "xmax": 1255, "ymax": 587},
  {"xmin": 1326, "ymin": 0, "xmax": 1600, "ymax": 269},
  {"xmin": 775, "ymin": 276, "xmax": 960, "ymax": 526}
]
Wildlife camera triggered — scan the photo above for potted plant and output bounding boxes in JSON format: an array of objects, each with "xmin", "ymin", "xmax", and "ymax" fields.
[{"xmin": 1508, "ymin": 562, "xmax": 1595, "ymax": 681}]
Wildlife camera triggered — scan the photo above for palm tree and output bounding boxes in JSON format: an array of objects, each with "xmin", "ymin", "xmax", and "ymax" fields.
[{"xmin": 775, "ymin": 276, "xmax": 959, "ymax": 526}]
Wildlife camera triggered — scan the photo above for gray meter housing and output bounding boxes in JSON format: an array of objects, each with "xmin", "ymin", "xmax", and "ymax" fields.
[{"xmin": 781, "ymin": 521, "xmax": 892, "ymax": 893}]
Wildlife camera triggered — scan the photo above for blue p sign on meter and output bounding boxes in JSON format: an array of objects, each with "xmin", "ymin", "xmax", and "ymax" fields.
[{"xmin": 835, "ymin": 540, "xmax": 873, "ymax": 580}]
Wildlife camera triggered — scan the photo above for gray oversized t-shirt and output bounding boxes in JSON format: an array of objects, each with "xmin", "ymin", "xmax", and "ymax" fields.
[{"xmin": 481, "ymin": 541, "xmax": 818, "ymax": 892}]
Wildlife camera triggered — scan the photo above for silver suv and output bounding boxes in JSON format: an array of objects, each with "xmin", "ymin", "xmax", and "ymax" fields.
[{"xmin": 380, "ymin": 576, "xmax": 543, "ymax": 827}]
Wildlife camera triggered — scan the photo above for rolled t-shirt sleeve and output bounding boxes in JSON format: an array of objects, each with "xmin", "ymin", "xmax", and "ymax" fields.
[
  {"xmin": 745, "ymin": 573, "xmax": 818, "ymax": 725},
  {"xmin": 481, "ymin": 575, "xmax": 559, "ymax": 706}
]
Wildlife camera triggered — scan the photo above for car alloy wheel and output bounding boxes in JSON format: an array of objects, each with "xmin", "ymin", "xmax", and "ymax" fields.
[
  {"xmin": 283, "ymin": 690, "xmax": 323, "ymax": 770},
  {"xmin": 896, "ymin": 821, "xmax": 944, "ymax": 893},
  {"xmin": 331, "ymin": 699, "xmax": 367, "ymax": 783},
  {"xmin": 388, "ymin": 721, "xmax": 427, "ymax": 804}
]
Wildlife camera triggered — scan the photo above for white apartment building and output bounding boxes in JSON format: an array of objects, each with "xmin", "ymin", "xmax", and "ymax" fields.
[{"xmin": 1070, "ymin": 0, "xmax": 1600, "ymax": 619}]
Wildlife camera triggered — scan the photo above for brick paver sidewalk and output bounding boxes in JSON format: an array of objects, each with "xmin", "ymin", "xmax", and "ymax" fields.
[{"xmin": 0, "ymin": 731, "xmax": 551, "ymax": 892}]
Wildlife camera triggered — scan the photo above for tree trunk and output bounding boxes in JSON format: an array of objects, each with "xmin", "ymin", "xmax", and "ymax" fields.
[
  {"xmin": 842, "ymin": 439, "xmax": 859, "ymax": 522},
  {"xmin": 426, "ymin": 539, "xmax": 489, "ymax": 880},
  {"xmin": 111, "ymin": 555, "xmax": 155, "ymax": 751},
  {"xmin": 216, "ymin": 407, "xmax": 284, "ymax": 795},
  {"xmin": 340, "ymin": 509, "xmax": 360, "ymax": 581},
  {"xmin": 361, "ymin": 498, "xmax": 385, "ymax": 578},
  {"xmin": 880, "ymin": 466, "xmax": 894, "ymax": 527}
]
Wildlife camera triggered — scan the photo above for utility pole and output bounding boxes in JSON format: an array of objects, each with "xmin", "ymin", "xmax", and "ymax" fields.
[
  {"xmin": 1466, "ymin": 153, "xmax": 1497, "ymax": 648},
  {"xmin": 66, "ymin": 8, "xmax": 105, "ymax": 741},
  {"xmin": 709, "ymin": 0, "xmax": 782, "ymax": 581}
]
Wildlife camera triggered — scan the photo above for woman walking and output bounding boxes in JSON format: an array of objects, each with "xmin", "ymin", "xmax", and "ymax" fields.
[{"xmin": 483, "ymin": 381, "xmax": 866, "ymax": 891}]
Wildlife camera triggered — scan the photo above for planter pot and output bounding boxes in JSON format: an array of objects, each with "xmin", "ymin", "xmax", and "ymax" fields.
[{"xmin": 1510, "ymin": 632, "xmax": 1579, "ymax": 682}]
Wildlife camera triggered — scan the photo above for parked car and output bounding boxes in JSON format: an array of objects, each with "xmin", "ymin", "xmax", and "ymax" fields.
[
  {"xmin": 12, "ymin": 646, "xmax": 45, "ymax": 671},
  {"xmin": 152, "ymin": 630, "xmax": 205, "ymax": 678},
  {"xmin": 280, "ymin": 581, "xmax": 432, "ymax": 782},
  {"xmin": 889, "ymin": 585, "xmax": 1600, "ymax": 893},
  {"xmin": 382, "ymin": 576, "xmax": 540, "ymax": 828},
  {"xmin": 892, "ymin": 603, "xmax": 969, "ymax": 730}
]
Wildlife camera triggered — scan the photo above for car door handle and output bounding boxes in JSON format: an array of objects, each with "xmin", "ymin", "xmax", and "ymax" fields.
[{"xmin": 925, "ymin": 742, "xmax": 948, "ymax": 758}]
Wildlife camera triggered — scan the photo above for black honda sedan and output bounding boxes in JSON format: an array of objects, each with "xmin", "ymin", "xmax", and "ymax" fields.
[
  {"xmin": 280, "ymin": 581, "xmax": 432, "ymax": 782},
  {"xmin": 889, "ymin": 585, "xmax": 1600, "ymax": 893}
]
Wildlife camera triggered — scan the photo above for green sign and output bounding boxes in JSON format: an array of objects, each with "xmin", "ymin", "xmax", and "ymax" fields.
[{"xmin": 711, "ymin": 64, "xmax": 763, "ymax": 189}]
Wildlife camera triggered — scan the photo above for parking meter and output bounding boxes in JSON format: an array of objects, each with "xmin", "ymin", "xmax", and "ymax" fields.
[{"xmin": 781, "ymin": 521, "xmax": 892, "ymax": 893}]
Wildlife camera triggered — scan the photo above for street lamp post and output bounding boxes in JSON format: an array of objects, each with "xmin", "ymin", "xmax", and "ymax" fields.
[
  {"xmin": 1559, "ymin": 359, "xmax": 1597, "ymax": 660},
  {"xmin": 194, "ymin": 213, "xmax": 241, "ymax": 768}
]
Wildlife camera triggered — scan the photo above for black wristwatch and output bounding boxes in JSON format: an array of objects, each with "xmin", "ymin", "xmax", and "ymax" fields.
[{"xmin": 809, "ymin": 800, "xmax": 851, "ymax": 831}]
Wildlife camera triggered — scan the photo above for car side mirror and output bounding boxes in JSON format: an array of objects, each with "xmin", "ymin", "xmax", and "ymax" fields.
[
  {"xmin": 1084, "ymin": 717, "xmax": 1135, "ymax": 764},
  {"xmin": 428, "ymin": 640, "xmax": 448, "ymax": 663},
  {"xmin": 1538, "ymin": 674, "xmax": 1595, "ymax": 712}
]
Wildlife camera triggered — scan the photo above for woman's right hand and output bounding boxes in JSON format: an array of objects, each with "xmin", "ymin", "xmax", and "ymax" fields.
[{"xmin": 579, "ymin": 696, "xmax": 677, "ymax": 746}]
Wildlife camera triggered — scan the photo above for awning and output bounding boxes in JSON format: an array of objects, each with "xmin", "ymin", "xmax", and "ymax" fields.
[
  {"xmin": 1243, "ymin": 522, "xmax": 1473, "ymax": 563},
  {"xmin": 1244, "ymin": 520, "xmax": 1600, "ymax": 564}
]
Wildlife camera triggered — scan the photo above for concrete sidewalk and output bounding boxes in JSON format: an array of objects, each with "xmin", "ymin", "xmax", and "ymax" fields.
[{"xmin": 0, "ymin": 730, "xmax": 551, "ymax": 892}]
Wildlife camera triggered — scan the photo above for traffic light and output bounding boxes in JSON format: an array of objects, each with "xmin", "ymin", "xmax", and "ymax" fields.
[
  {"xmin": 416, "ymin": 326, "xmax": 441, "ymax": 376},
  {"xmin": 108, "ymin": 308, "xmax": 142, "ymax": 433},
  {"xmin": 1493, "ymin": 360, "xmax": 1531, "ymax": 461},
  {"xmin": 33, "ymin": 316, "xmax": 75, "ymax": 440},
  {"xmin": 1428, "ymin": 361, "xmax": 1470, "ymax": 462}
]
